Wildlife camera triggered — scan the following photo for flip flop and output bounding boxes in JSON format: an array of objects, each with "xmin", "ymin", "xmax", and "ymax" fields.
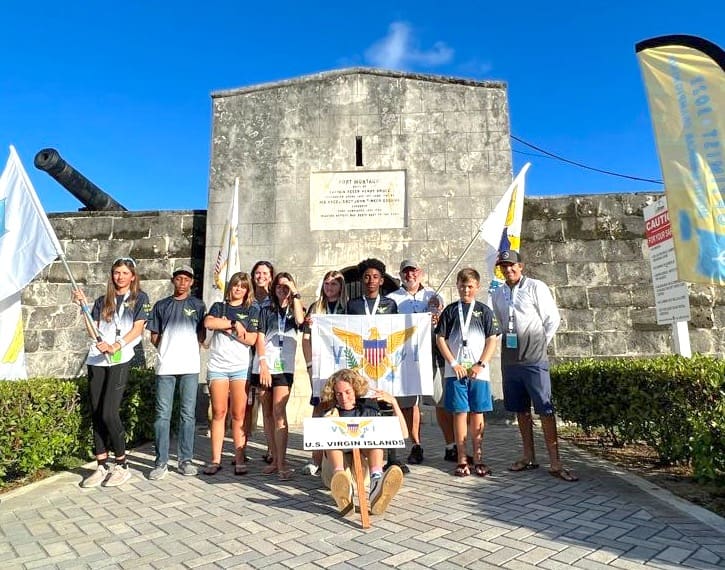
[
  {"xmin": 509, "ymin": 460, "xmax": 539, "ymax": 472},
  {"xmin": 234, "ymin": 463, "xmax": 248, "ymax": 476},
  {"xmin": 278, "ymin": 469, "xmax": 295, "ymax": 481},
  {"xmin": 474, "ymin": 463, "xmax": 492, "ymax": 477},
  {"xmin": 454, "ymin": 463, "xmax": 470, "ymax": 477},
  {"xmin": 549, "ymin": 467, "xmax": 579, "ymax": 482}
]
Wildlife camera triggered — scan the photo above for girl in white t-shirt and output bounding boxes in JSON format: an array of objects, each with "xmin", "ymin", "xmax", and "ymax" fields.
[{"xmin": 203, "ymin": 272, "xmax": 259, "ymax": 475}]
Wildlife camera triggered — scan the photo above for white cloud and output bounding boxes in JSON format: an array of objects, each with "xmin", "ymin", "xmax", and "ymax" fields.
[{"xmin": 364, "ymin": 22, "xmax": 454, "ymax": 70}]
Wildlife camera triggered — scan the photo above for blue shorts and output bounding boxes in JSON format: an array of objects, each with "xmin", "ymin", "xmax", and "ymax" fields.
[
  {"xmin": 502, "ymin": 364, "xmax": 554, "ymax": 415},
  {"xmin": 208, "ymin": 369, "xmax": 248, "ymax": 382},
  {"xmin": 444, "ymin": 377, "xmax": 493, "ymax": 413}
]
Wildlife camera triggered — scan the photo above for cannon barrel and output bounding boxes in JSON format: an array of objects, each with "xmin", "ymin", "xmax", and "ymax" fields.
[{"xmin": 34, "ymin": 148, "xmax": 127, "ymax": 211}]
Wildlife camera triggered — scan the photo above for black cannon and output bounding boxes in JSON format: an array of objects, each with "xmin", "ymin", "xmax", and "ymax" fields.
[{"xmin": 34, "ymin": 148, "xmax": 127, "ymax": 211}]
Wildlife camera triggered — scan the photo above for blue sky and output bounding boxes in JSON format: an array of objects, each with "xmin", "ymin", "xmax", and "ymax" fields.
[{"xmin": 2, "ymin": 1, "xmax": 723, "ymax": 213}]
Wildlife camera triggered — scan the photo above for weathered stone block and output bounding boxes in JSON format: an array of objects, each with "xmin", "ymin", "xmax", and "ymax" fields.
[
  {"xmin": 629, "ymin": 285, "xmax": 656, "ymax": 308},
  {"xmin": 565, "ymin": 263, "xmax": 609, "ymax": 286},
  {"xmin": 554, "ymin": 286, "xmax": 588, "ymax": 309},
  {"xmin": 422, "ymin": 172, "xmax": 470, "ymax": 197},
  {"xmin": 601, "ymin": 239, "xmax": 644, "ymax": 261},
  {"xmin": 593, "ymin": 333, "xmax": 628, "ymax": 356},
  {"xmin": 50, "ymin": 215, "xmax": 114, "ymax": 241},
  {"xmin": 607, "ymin": 261, "xmax": 650, "ymax": 285},
  {"xmin": 593, "ymin": 308, "xmax": 631, "ymax": 332},
  {"xmin": 26, "ymin": 304, "xmax": 79, "ymax": 330},
  {"xmin": 689, "ymin": 330, "xmax": 715, "ymax": 354},
  {"xmin": 520, "ymin": 242, "xmax": 553, "ymax": 264},
  {"xmin": 129, "ymin": 237, "xmax": 169, "ymax": 260},
  {"xmin": 689, "ymin": 284, "xmax": 715, "ymax": 307},
  {"xmin": 690, "ymin": 306, "xmax": 714, "ymax": 329},
  {"xmin": 630, "ymin": 308, "xmax": 667, "ymax": 331},
  {"xmin": 525, "ymin": 263, "xmax": 568, "ymax": 286},
  {"xmin": 553, "ymin": 333, "xmax": 593, "ymax": 357},
  {"xmin": 626, "ymin": 331, "xmax": 671, "ymax": 355},
  {"xmin": 525, "ymin": 219, "xmax": 565, "ymax": 242},
  {"xmin": 46, "ymin": 261, "xmax": 91, "ymax": 284},
  {"xmin": 556, "ymin": 241, "xmax": 605, "ymax": 262},
  {"xmin": 587, "ymin": 286, "xmax": 632, "ymax": 308},
  {"xmin": 112, "ymin": 216, "xmax": 155, "ymax": 240},
  {"xmin": 559, "ymin": 309, "xmax": 596, "ymax": 332}
]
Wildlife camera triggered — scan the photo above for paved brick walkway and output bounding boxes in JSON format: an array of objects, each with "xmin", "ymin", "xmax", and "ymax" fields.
[{"xmin": 1, "ymin": 422, "xmax": 723, "ymax": 569}]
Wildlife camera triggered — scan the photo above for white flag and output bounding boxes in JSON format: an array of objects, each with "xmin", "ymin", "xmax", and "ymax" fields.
[
  {"xmin": 0, "ymin": 146, "xmax": 62, "ymax": 303},
  {"xmin": 479, "ymin": 162, "xmax": 530, "ymax": 295},
  {"xmin": 0, "ymin": 293, "xmax": 27, "ymax": 379},
  {"xmin": 310, "ymin": 313, "xmax": 433, "ymax": 398},
  {"xmin": 212, "ymin": 178, "xmax": 241, "ymax": 298}
]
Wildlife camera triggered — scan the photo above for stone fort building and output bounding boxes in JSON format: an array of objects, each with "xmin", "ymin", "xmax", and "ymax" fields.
[{"xmin": 22, "ymin": 69, "xmax": 724, "ymax": 423}]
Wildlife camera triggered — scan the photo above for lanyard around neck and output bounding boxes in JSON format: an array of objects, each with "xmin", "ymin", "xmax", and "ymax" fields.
[
  {"xmin": 457, "ymin": 300, "xmax": 475, "ymax": 344},
  {"xmin": 364, "ymin": 296, "xmax": 381, "ymax": 316}
]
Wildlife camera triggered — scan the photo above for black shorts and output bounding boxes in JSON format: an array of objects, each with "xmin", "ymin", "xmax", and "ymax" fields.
[{"xmin": 250, "ymin": 372, "xmax": 294, "ymax": 389}]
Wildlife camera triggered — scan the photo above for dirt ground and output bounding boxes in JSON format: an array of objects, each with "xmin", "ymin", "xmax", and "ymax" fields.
[{"xmin": 562, "ymin": 434, "xmax": 725, "ymax": 519}]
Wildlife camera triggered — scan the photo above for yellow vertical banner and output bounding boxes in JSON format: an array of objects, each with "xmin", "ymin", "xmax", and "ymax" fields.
[{"xmin": 636, "ymin": 35, "xmax": 725, "ymax": 285}]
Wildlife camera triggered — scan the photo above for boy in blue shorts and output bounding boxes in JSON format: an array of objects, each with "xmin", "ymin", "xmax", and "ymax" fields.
[{"xmin": 435, "ymin": 268, "xmax": 500, "ymax": 477}]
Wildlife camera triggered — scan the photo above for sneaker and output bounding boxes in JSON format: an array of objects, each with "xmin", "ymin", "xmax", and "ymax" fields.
[
  {"xmin": 178, "ymin": 461, "xmax": 198, "ymax": 477},
  {"xmin": 148, "ymin": 464, "xmax": 168, "ymax": 481},
  {"xmin": 330, "ymin": 471, "xmax": 353, "ymax": 514},
  {"xmin": 384, "ymin": 459, "xmax": 409, "ymax": 474},
  {"xmin": 369, "ymin": 465, "xmax": 404, "ymax": 515},
  {"xmin": 444, "ymin": 445, "xmax": 457, "ymax": 462},
  {"xmin": 301, "ymin": 463, "xmax": 320, "ymax": 476},
  {"xmin": 408, "ymin": 444, "xmax": 424, "ymax": 465},
  {"xmin": 103, "ymin": 464, "xmax": 132, "ymax": 487},
  {"xmin": 81, "ymin": 464, "xmax": 109, "ymax": 488}
]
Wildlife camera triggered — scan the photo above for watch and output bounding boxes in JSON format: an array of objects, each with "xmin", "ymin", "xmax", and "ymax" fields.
[
  {"xmin": 292, "ymin": 293, "xmax": 301, "ymax": 299},
  {"xmin": 475, "ymin": 360, "xmax": 485, "ymax": 367}
]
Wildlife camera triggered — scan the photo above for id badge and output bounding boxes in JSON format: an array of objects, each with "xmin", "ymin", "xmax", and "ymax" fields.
[
  {"xmin": 111, "ymin": 348, "xmax": 122, "ymax": 364},
  {"xmin": 267, "ymin": 346, "xmax": 284, "ymax": 373},
  {"xmin": 505, "ymin": 333, "xmax": 518, "ymax": 349}
]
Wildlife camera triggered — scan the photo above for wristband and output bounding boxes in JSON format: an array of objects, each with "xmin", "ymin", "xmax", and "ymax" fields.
[
  {"xmin": 306, "ymin": 361, "xmax": 312, "ymax": 368},
  {"xmin": 449, "ymin": 360, "xmax": 459, "ymax": 367},
  {"xmin": 292, "ymin": 293, "xmax": 301, "ymax": 300},
  {"xmin": 118, "ymin": 338, "xmax": 127, "ymax": 348},
  {"xmin": 476, "ymin": 360, "xmax": 485, "ymax": 367},
  {"xmin": 258, "ymin": 355, "xmax": 267, "ymax": 362}
]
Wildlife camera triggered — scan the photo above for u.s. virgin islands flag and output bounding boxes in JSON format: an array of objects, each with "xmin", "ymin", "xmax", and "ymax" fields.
[{"xmin": 310, "ymin": 313, "xmax": 433, "ymax": 398}]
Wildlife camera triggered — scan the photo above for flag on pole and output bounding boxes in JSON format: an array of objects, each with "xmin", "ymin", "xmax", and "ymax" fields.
[
  {"xmin": 479, "ymin": 162, "xmax": 530, "ymax": 295},
  {"xmin": 212, "ymin": 178, "xmax": 241, "ymax": 298},
  {"xmin": 0, "ymin": 146, "xmax": 63, "ymax": 302},
  {"xmin": 0, "ymin": 146, "xmax": 63, "ymax": 379},
  {"xmin": 636, "ymin": 35, "xmax": 725, "ymax": 285}
]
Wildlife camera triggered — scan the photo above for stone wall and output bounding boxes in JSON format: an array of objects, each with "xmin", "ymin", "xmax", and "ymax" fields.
[
  {"xmin": 23, "ymin": 210, "xmax": 206, "ymax": 378},
  {"xmin": 521, "ymin": 193, "xmax": 724, "ymax": 360}
]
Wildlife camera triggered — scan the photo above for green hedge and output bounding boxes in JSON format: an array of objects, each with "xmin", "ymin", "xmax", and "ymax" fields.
[
  {"xmin": 0, "ymin": 368, "xmax": 160, "ymax": 486},
  {"xmin": 552, "ymin": 355, "xmax": 725, "ymax": 481}
]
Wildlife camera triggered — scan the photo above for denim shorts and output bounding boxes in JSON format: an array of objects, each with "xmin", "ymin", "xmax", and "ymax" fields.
[
  {"xmin": 208, "ymin": 369, "xmax": 248, "ymax": 382},
  {"xmin": 444, "ymin": 377, "xmax": 493, "ymax": 413},
  {"xmin": 502, "ymin": 364, "xmax": 554, "ymax": 415}
]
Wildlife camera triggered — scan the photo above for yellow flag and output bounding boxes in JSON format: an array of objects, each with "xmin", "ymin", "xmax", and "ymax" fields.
[{"xmin": 636, "ymin": 35, "xmax": 725, "ymax": 285}]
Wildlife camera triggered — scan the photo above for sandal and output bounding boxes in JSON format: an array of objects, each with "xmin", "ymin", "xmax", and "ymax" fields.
[
  {"xmin": 474, "ymin": 463, "xmax": 492, "ymax": 477},
  {"xmin": 234, "ymin": 463, "xmax": 248, "ymax": 476},
  {"xmin": 278, "ymin": 469, "xmax": 294, "ymax": 481},
  {"xmin": 203, "ymin": 463, "xmax": 222, "ymax": 476},
  {"xmin": 262, "ymin": 464, "xmax": 278, "ymax": 475},
  {"xmin": 509, "ymin": 459, "xmax": 539, "ymax": 472},
  {"xmin": 454, "ymin": 463, "xmax": 470, "ymax": 477},
  {"xmin": 549, "ymin": 467, "xmax": 579, "ymax": 482},
  {"xmin": 262, "ymin": 452, "xmax": 274, "ymax": 465}
]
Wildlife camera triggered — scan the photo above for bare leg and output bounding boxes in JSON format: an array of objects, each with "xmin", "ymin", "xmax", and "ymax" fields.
[
  {"xmin": 540, "ymin": 414, "xmax": 561, "ymax": 469},
  {"xmin": 469, "ymin": 412, "xmax": 484, "ymax": 463},
  {"xmin": 436, "ymin": 407, "xmax": 455, "ymax": 445},
  {"xmin": 258, "ymin": 388, "xmax": 277, "ymax": 473},
  {"xmin": 209, "ymin": 380, "xmax": 230, "ymax": 464},
  {"xmin": 453, "ymin": 412, "xmax": 468, "ymax": 464},
  {"xmin": 516, "ymin": 411, "xmax": 536, "ymax": 464},
  {"xmin": 229, "ymin": 381, "xmax": 248, "ymax": 464},
  {"xmin": 272, "ymin": 385, "xmax": 291, "ymax": 473}
]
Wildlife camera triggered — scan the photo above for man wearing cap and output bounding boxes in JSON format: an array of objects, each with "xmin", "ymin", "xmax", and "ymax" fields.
[
  {"xmin": 387, "ymin": 259, "xmax": 448, "ymax": 465},
  {"xmin": 491, "ymin": 250, "xmax": 578, "ymax": 482},
  {"xmin": 146, "ymin": 264, "xmax": 206, "ymax": 480}
]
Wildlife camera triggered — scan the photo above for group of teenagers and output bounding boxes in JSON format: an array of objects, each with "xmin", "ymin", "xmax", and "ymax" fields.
[{"xmin": 73, "ymin": 250, "xmax": 576, "ymax": 516}]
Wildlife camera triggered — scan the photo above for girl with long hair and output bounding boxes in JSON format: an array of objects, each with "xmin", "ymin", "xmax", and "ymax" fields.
[
  {"xmin": 203, "ymin": 272, "xmax": 259, "ymax": 475},
  {"xmin": 252, "ymin": 272, "xmax": 304, "ymax": 480},
  {"xmin": 300, "ymin": 270, "xmax": 347, "ymax": 475},
  {"xmin": 73, "ymin": 257, "xmax": 150, "ymax": 488}
]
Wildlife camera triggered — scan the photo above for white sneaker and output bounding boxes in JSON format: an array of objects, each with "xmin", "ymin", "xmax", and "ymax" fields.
[
  {"xmin": 81, "ymin": 464, "xmax": 109, "ymax": 488},
  {"xmin": 103, "ymin": 464, "xmax": 132, "ymax": 487},
  {"xmin": 369, "ymin": 465, "xmax": 403, "ymax": 515},
  {"xmin": 301, "ymin": 463, "xmax": 320, "ymax": 476},
  {"xmin": 330, "ymin": 471, "xmax": 353, "ymax": 514}
]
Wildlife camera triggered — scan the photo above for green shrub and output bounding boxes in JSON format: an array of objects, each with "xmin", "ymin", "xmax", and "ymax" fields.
[
  {"xmin": 0, "ymin": 368, "xmax": 163, "ymax": 486},
  {"xmin": 552, "ymin": 355, "xmax": 725, "ymax": 482}
]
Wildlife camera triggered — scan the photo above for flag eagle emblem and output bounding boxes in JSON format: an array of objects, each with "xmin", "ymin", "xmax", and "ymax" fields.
[{"xmin": 331, "ymin": 325, "xmax": 416, "ymax": 381}]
